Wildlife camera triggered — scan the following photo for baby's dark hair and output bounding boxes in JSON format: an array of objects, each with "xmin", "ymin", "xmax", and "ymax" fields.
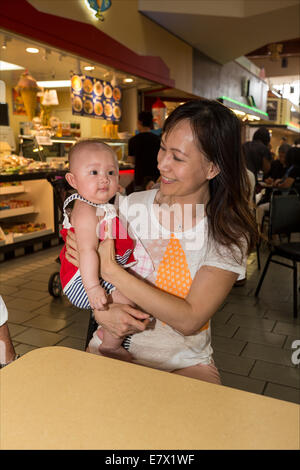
[{"xmin": 68, "ymin": 138, "xmax": 119, "ymax": 171}]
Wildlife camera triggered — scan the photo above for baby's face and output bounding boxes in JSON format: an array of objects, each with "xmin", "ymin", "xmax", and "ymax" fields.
[{"xmin": 70, "ymin": 148, "xmax": 119, "ymax": 204}]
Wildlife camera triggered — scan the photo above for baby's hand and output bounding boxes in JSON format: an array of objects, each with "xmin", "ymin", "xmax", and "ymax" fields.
[{"xmin": 86, "ymin": 285, "xmax": 107, "ymax": 310}]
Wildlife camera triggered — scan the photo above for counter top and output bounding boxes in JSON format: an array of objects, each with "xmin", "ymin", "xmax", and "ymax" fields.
[
  {"xmin": 0, "ymin": 165, "xmax": 134, "ymax": 182},
  {"xmin": 0, "ymin": 346, "xmax": 299, "ymax": 450}
]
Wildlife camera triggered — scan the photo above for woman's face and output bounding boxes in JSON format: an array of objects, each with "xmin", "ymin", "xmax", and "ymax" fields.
[{"xmin": 157, "ymin": 119, "xmax": 218, "ymax": 203}]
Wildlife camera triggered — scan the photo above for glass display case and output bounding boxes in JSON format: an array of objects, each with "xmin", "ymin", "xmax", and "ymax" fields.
[
  {"xmin": 0, "ymin": 171, "xmax": 60, "ymax": 260},
  {"xmin": 19, "ymin": 135, "xmax": 129, "ymax": 163}
]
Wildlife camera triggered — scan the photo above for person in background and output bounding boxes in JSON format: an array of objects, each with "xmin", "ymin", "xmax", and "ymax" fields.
[
  {"xmin": 265, "ymin": 143, "xmax": 291, "ymax": 184},
  {"xmin": 275, "ymin": 136, "xmax": 287, "ymax": 156},
  {"xmin": 243, "ymin": 126, "xmax": 272, "ymax": 188},
  {"xmin": 0, "ymin": 295, "xmax": 19, "ymax": 368},
  {"xmin": 127, "ymin": 111, "xmax": 160, "ymax": 192},
  {"xmin": 293, "ymin": 137, "xmax": 300, "ymax": 148},
  {"xmin": 256, "ymin": 147, "xmax": 300, "ymax": 227},
  {"xmin": 252, "ymin": 126, "xmax": 272, "ymax": 175},
  {"xmin": 273, "ymin": 147, "xmax": 300, "ymax": 190},
  {"xmin": 243, "ymin": 138, "xmax": 271, "ymax": 184}
]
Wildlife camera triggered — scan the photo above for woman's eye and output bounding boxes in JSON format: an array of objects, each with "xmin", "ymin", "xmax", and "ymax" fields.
[
  {"xmin": 160, "ymin": 145, "xmax": 166, "ymax": 152},
  {"xmin": 173, "ymin": 155, "xmax": 183, "ymax": 162}
]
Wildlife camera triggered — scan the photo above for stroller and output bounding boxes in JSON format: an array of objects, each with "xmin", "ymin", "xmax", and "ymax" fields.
[
  {"xmin": 47, "ymin": 174, "xmax": 98, "ymax": 348},
  {"xmin": 47, "ymin": 174, "xmax": 72, "ymax": 298}
]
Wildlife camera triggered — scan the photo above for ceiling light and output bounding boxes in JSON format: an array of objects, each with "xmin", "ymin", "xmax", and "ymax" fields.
[
  {"xmin": 1, "ymin": 36, "xmax": 11, "ymax": 50},
  {"xmin": 84, "ymin": 65, "xmax": 95, "ymax": 71},
  {"xmin": 268, "ymin": 43, "xmax": 283, "ymax": 61},
  {"xmin": 0, "ymin": 60, "xmax": 24, "ymax": 71},
  {"xmin": 230, "ymin": 108, "xmax": 246, "ymax": 117},
  {"xmin": 42, "ymin": 49, "xmax": 51, "ymax": 61},
  {"xmin": 26, "ymin": 47, "xmax": 39, "ymax": 54},
  {"xmin": 37, "ymin": 80, "xmax": 71, "ymax": 88},
  {"xmin": 123, "ymin": 78, "xmax": 133, "ymax": 83},
  {"xmin": 246, "ymin": 114, "xmax": 261, "ymax": 121}
]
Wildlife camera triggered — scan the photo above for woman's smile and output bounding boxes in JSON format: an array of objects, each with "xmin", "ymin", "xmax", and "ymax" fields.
[{"xmin": 160, "ymin": 175, "xmax": 177, "ymax": 184}]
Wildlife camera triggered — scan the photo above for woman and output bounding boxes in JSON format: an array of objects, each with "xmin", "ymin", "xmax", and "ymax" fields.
[{"xmin": 66, "ymin": 99, "xmax": 258, "ymax": 384}]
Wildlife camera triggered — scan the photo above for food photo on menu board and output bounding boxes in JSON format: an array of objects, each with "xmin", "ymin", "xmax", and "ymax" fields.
[{"xmin": 71, "ymin": 74, "xmax": 122, "ymax": 121}]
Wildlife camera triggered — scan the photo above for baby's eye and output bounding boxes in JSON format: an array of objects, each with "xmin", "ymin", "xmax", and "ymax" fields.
[
  {"xmin": 108, "ymin": 170, "xmax": 116, "ymax": 175},
  {"xmin": 90, "ymin": 170, "xmax": 98, "ymax": 175}
]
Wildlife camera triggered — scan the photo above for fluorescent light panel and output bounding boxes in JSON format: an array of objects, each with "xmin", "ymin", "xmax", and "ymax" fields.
[
  {"xmin": 26, "ymin": 47, "xmax": 39, "ymax": 53},
  {"xmin": 0, "ymin": 60, "xmax": 24, "ymax": 71},
  {"xmin": 37, "ymin": 80, "xmax": 71, "ymax": 88}
]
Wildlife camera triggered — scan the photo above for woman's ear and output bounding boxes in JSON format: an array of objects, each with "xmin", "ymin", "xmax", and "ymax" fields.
[
  {"xmin": 207, "ymin": 163, "xmax": 220, "ymax": 180},
  {"xmin": 65, "ymin": 172, "xmax": 77, "ymax": 189}
]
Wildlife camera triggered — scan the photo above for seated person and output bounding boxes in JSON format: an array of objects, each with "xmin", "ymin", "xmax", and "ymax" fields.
[
  {"xmin": 265, "ymin": 143, "xmax": 291, "ymax": 183},
  {"xmin": 273, "ymin": 147, "xmax": 300, "ymax": 190},
  {"xmin": 256, "ymin": 147, "xmax": 300, "ymax": 227}
]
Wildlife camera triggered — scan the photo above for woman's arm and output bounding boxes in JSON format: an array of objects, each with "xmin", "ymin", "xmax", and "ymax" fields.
[
  {"xmin": 65, "ymin": 228, "xmax": 237, "ymax": 336},
  {"xmin": 99, "ymin": 238, "xmax": 237, "ymax": 336}
]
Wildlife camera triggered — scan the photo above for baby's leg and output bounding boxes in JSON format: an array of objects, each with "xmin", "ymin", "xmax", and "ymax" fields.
[{"xmin": 96, "ymin": 289, "xmax": 133, "ymax": 361}]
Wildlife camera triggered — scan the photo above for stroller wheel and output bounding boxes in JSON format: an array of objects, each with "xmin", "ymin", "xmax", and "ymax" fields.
[{"xmin": 48, "ymin": 272, "xmax": 62, "ymax": 298}]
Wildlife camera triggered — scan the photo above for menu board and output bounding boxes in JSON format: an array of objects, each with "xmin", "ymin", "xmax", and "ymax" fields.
[{"xmin": 71, "ymin": 75, "xmax": 122, "ymax": 121}]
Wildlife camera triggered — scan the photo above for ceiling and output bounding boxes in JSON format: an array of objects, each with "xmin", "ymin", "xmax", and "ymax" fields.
[
  {"xmin": 139, "ymin": 0, "xmax": 300, "ymax": 74},
  {"xmin": 246, "ymin": 38, "xmax": 300, "ymax": 79},
  {"xmin": 1, "ymin": 1, "xmax": 299, "ymax": 94},
  {"xmin": 0, "ymin": 30, "xmax": 158, "ymax": 92}
]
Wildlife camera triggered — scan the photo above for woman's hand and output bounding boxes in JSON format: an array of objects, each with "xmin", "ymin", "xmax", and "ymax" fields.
[
  {"xmin": 93, "ymin": 303, "xmax": 151, "ymax": 338},
  {"xmin": 65, "ymin": 229, "xmax": 80, "ymax": 267}
]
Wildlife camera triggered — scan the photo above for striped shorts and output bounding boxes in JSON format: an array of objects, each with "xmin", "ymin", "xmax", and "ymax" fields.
[{"xmin": 63, "ymin": 249, "xmax": 132, "ymax": 310}]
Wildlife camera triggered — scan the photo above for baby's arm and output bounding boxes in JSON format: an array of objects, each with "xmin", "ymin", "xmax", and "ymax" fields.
[{"xmin": 71, "ymin": 201, "xmax": 107, "ymax": 309}]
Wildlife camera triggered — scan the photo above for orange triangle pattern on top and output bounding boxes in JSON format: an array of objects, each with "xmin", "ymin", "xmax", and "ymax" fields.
[
  {"xmin": 155, "ymin": 234, "xmax": 209, "ymax": 332},
  {"xmin": 156, "ymin": 233, "xmax": 192, "ymax": 299}
]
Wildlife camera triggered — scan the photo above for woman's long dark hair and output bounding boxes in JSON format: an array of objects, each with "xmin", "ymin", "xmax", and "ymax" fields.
[{"xmin": 163, "ymin": 99, "xmax": 258, "ymax": 258}]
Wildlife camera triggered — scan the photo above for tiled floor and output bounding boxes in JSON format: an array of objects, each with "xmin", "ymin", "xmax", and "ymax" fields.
[{"xmin": 1, "ymin": 243, "xmax": 300, "ymax": 404}]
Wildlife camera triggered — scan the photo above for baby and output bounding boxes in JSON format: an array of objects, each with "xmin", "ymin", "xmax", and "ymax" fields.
[{"xmin": 60, "ymin": 139, "xmax": 137, "ymax": 361}]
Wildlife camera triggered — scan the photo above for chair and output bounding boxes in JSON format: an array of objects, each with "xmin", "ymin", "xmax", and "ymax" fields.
[{"xmin": 255, "ymin": 189, "xmax": 300, "ymax": 318}]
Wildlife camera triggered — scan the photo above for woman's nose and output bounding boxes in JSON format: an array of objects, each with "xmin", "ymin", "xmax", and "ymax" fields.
[{"xmin": 157, "ymin": 153, "xmax": 170, "ymax": 172}]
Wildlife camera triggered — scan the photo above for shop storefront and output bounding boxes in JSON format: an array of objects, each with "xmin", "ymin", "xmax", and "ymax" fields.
[{"xmin": 0, "ymin": 0, "xmax": 179, "ymax": 259}]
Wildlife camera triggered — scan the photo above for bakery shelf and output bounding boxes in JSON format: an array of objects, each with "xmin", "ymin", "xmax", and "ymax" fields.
[
  {"xmin": 11, "ymin": 228, "xmax": 54, "ymax": 243},
  {"xmin": 0, "ymin": 206, "xmax": 36, "ymax": 219},
  {"xmin": 0, "ymin": 185, "xmax": 25, "ymax": 195}
]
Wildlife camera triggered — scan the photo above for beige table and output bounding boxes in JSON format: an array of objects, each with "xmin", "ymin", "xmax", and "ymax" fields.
[{"xmin": 0, "ymin": 346, "xmax": 299, "ymax": 450}]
